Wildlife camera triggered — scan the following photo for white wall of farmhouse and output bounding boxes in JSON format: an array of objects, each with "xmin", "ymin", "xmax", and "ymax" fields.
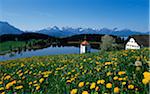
[
  {"xmin": 80, "ymin": 45, "xmax": 90, "ymax": 54},
  {"xmin": 125, "ymin": 38, "xmax": 140, "ymax": 50}
]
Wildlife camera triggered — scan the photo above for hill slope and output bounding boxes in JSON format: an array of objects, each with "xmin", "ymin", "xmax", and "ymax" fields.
[{"xmin": 0, "ymin": 21, "xmax": 23, "ymax": 35}]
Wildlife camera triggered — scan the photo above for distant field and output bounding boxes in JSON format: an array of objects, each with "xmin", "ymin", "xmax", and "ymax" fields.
[
  {"xmin": 0, "ymin": 40, "xmax": 43, "ymax": 54},
  {"xmin": 0, "ymin": 41, "xmax": 26, "ymax": 53},
  {"xmin": 0, "ymin": 48, "xmax": 149, "ymax": 94}
]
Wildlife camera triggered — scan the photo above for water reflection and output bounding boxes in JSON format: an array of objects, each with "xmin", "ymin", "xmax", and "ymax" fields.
[{"xmin": 0, "ymin": 46, "xmax": 99, "ymax": 61}]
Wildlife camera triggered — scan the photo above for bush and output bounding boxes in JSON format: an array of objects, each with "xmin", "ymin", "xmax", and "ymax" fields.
[{"xmin": 100, "ymin": 35, "xmax": 120, "ymax": 51}]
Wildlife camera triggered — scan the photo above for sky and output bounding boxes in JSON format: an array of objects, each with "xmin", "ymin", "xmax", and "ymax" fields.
[{"xmin": 0, "ymin": 0, "xmax": 149, "ymax": 32}]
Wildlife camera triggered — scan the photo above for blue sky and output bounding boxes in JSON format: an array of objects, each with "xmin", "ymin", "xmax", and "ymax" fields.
[{"xmin": 0, "ymin": 0, "xmax": 149, "ymax": 32}]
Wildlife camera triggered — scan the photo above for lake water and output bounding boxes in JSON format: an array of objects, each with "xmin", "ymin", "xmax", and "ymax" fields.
[{"xmin": 0, "ymin": 46, "xmax": 99, "ymax": 61}]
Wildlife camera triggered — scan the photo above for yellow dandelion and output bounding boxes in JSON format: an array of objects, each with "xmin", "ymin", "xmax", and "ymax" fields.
[
  {"xmin": 29, "ymin": 71, "xmax": 32, "ymax": 74},
  {"xmin": 68, "ymin": 72, "xmax": 71, "ymax": 75},
  {"xmin": 142, "ymin": 79, "xmax": 149, "ymax": 85},
  {"xmin": 29, "ymin": 82, "xmax": 32, "ymax": 85},
  {"xmin": 0, "ymin": 87, "xmax": 4, "ymax": 91},
  {"xmin": 39, "ymin": 78, "xmax": 44, "ymax": 83},
  {"xmin": 22, "ymin": 76, "xmax": 25, "ymax": 79},
  {"xmin": 11, "ymin": 80, "xmax": 17, "ymax": 84},
  {"xmin": 95, "ymin": 86, "xmax": 99, "ymax": 91},
  {"xmin": 113, "ymin": 76, "xmax": 118, "ymax": 80},
  {"xmin": 24, "ymin": 70, "xmax": 29, "ymax": 74},
  {"xmin": 118, "ymin": 78, "xmax": 123, "ymax": 81},
  {"xmin": 107, "ymin": 72, "xmax": 112, "ymax": 76},
  {"xmin": 143, "ymin": 71, "xmax": 150, "ymax": 81},
  {"xmin": 33, "ymin": 84, "xmax": 39, "ymax": 86},
  {"xmin": 0, "ymin": 81, "xmax": 3, "ymax": 84},
  {"xmin": 36, "ymin": 85, "xmax": 40, "ymax": 90},
  {"xmin": 123, "ymin": 77, "xmax": 127, "ymax": 81},
  {"xmin": 135, "ymin": 88, "xmax": 138, "ymax": 91},
  {"xmin": 82, "ymin": 91, "xmax": 88, "ymax": 94},
  {"xmin": 5, "ymin": 80, "xmax": 16, "ymax": 89},
  {"xmin": 97, "ymin": 80, "xmax": 101, "ymax": 84},
  {"xmin": 33, "ymin": 80, "xmax": 37, "ymax": 83},
  {"xmin": 43, "ymin": 74, "xmax": 49, "ymax": 78},
  {"xmin": 78, "ymin": 82, "xmax": 84, "ymax": 88},
  {"xmin": 71, "ymin": 78, "xmax": 75, "ymax": 81},
  {"xmin": 5, "ymin": 83, "xmax": 12, "ymax": 89},
  {"xmin": 67, "ymin": 80, "xmax": 72, "ymax": 83},
  {"xmin": 15, "ymin": 85, "xmax": 23, "ymax": 90},
  {"xmin": 21, "ymin": 63, "xmax": 25, "ymax": 67},
  {"xmin": 4, "ymin": 75, "xmax": 11, "ymax": 80},
  {"xmin": 97, "ymin": 79, "xmax": 105, "ymax": 84},
  {"xmin": 1, "ymin": 92, "xmax": 5, "ymax": 94},
  {"xmin": 70, "ymin": 89, "xmax": 78, "ymax": 94},
  {"xmin": 128, "ymin": 84, "xmax": 134, "ymax": 89},
  {"xmin": 19, "ymin": 73, "xmax": 23, "ymax": 77},
  {"xmin": 90, "ymin": 82, "xmax": 96, "ymax": 89},
  {"xmin": 114, "ymin": 87, "xmax": 119, "ymax": 93},
  {"xmin": 122, "ymin": 82, "xmax": 126, "ymax": 85},
  {"xmin": 143, "ymin": 72, "xmax": 150, "ymax": 78},
  {"xmin": 118, "ymin": 71, "xmax": 126, "ymax": 75},
  {"xmin": 106, "ymin": 83, "xmax": 112, "ymax": 89},
  {"xmin": 86, "ymin": 82, "xmax": 90, "ymax": 85}
]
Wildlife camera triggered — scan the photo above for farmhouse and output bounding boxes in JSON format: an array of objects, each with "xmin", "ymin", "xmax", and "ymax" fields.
[
  {"xmin": 80, "ymin": 40, "xmax": 91, "ymax": 54},
  {"xmin": 125, "ymin": 35, "xmax": 149, "ymax": 50}
]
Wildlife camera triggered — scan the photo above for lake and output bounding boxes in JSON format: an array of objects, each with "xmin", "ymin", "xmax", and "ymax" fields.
[{"xmin": 0, "ymin": 46, "xmax": 99, "ymax": 61}]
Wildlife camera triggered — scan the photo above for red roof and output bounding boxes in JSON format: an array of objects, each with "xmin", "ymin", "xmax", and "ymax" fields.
[{"xmin": 81, "ymin": 40, "xmax": 89, "ymax": 45}]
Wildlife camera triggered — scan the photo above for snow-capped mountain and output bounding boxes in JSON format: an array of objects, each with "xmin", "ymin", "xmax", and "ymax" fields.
[
  {"xmin": 0, "ymin": 21, "xmax": 23, "ymax": 35},
  {"xmin": 112, "ymin": 29, "xmax": 142, "ymax": 36},
  {"xmin": 37, "ymin": 26, "xmax": 146, "ymax": 37},
  {"xmin": 37, "ymin": 26, "xmax": 83, "ymax": 37},
  {"xmin": 0, "ymin": 21, "xmax": 148, "ymax": 37}
]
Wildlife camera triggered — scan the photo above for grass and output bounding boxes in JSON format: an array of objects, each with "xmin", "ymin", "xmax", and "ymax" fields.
[
  {"xmin": 0, "ymin": 41, "xmax": 26, "ymax": 53},
  {"xmin": 0, "ymin": 48, "xmax": 149, "ymax": 94},
  {"xmin": 0, "ymin": 40, "xmax": 43, "ymax": 54}
]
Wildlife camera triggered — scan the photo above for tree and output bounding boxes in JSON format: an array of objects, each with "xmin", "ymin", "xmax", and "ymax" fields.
[{"xmin": 100, "ymin": 35, "xmax": 117, "ymax": 51}]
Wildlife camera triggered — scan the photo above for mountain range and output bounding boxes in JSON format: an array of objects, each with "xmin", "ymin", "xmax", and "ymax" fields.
[
  {"xmin": 0, "ymin": 21, "xmax": 149, "ymax": 37},
  {"xmin": 0, "ymin": 21, "xmax": 23, "ymax": 35}
]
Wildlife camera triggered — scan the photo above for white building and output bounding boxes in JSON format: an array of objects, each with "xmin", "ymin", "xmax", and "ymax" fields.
[
  {"xmin": 80, "ymin": 40, "xmax": 91, "ymax": 54},
  {"xmin": 125, "ymin": 35, "xmax": 149, "ymax": 50},
  {"xmin": 125, "ymin": 38, "xmax": 140, "ymax": 50}
]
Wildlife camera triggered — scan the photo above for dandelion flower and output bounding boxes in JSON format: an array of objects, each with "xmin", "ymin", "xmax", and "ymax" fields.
[
  {"xmin": 106, "ymin": 83, "xmax": 112, "ymax": 89},
  {"xmin": 0, "ymin": 87, "xmax": 4, "ymax": 91},
  {"xmin": 0, "ymin": 81, "xmax": 3, "ymax": 84},
  {"xmin": 122, "ymin": 82, "xmax": 126, "ymax": 85},
  {"xmin": 15, "ymin": 85, "xmax": 23, "ymax": 90},
  {"xmin": 113, "ymin": 76, "xmax": 118, "ymax": 80},
  {"xmin": 118, "ymin": 71, "xmax": 126, "ymax": 75},
  {"xmin": 29, "ymin": 82, "xmax": 32, "ymax": 85},
  {"xmin": 97, "ymin": 79, "xmax": 105, "ymax": 84},
  {"xmin": 36, "ymin": 85, "xmax": 40, "ymax": 90},
  {"xmin": 118, "ymin": 78, "xmax": 123, "ymax": 81},
  {"xmin": 86, "ymin": 82, "xmax": 89, "ymax": 85},
  {"xmin": 1, "ymin": 92, "xmax": 5, "ymax": 94},
  {"xmin": 4, "ymin": 75, "xmax": 11, "ymax": 80},
  {"xmin": 70, "ymin": 89, "xmax": 78, "ymax": 94},
  {"xmin": 128, "ymin": 84, "xmax": 134, "ymax": 89},
  {"xmin": 39, "ymin": 78, "xmax": 44, "ymax": 83},
  {"xmin": 95, "ymin": 86, "xmax": 99, "ymax": 91},
  {"xmin": 78, "ymin": 82, "xmax": 84, "ymax": 88},
  {"xmin": 90, "ymin": 82, "xmax": 96, "ymax": 89},
  {"xmin": 82, "ymin": 91, "xmax": 88, "ymax": 94},
  {"xmin": 114, "ymin": 87, "xmax": 119, "ymax": 93},
  {"xmin": 142, "ymin": 79, "xmax": 149, "ymax": 85}
]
